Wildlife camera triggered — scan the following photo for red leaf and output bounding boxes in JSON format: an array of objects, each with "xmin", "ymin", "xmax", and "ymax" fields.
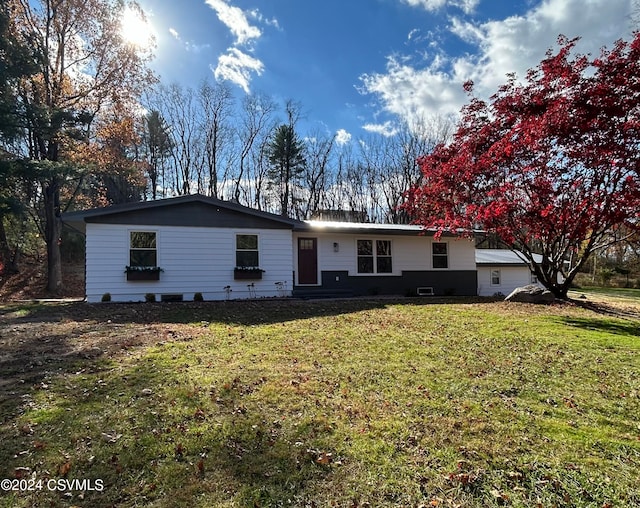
[{"xmin": 59, "ymin": 460, "xmax": 71, "ymax": 477}]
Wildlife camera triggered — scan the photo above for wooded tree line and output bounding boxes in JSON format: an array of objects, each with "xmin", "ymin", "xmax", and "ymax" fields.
[
  {"xmin": 0, "ymin": 0, "xmax": 158, "ymax": 290},
  {"xmin": 140, "ymin": 83, "xmax": 453, "ymax": 221},
  {"xmin": 0, "ymin": 0, "xmax": 452, "ymax": 292}
]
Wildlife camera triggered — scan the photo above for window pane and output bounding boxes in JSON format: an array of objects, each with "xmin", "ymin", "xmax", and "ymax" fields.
[
  {"xmin": 130, "ymin": 231, "xmax": 156, "ymax": 249},
  {"xmin": 300, "ymin": 239, "xmax": 314, "ymax": 250},
  {"xmin": 377, "ymin": 256, "xmax": 392, "ymax": 273},
  {"xmin": 236, "ymin": 251, "xmax": 259, "ymax": 267},
  {"xmin": 358, "ymin": 256, "xmax": 374, "ymax": 273},
  {"xmin": 236, "ymin": 234, "xmax": 258, "ymax": 250},
  {"xmin": 376, "ymin": 240, "xmax": 391, "ymax": 256},
  {"xmin": 357, "ymin": 240, "xmax": 372, "ymax": 255},
  {"xmin": 433, "ymin": 256, "xmax": 448, "ymax": 269},
  {"xmin": 432, "ymin": 242, "xmax": 447, "ymax": 255},
  {"xmin": 491, "ymin": 270, "xmax": 501, "ymax": 285},
  {"xmin": 432, "ymin": 242, "xmax": 448, "ymax": 268},
  {"xmin": 130, "ymin": 250, "xmax": 157, "ymax": 267}
]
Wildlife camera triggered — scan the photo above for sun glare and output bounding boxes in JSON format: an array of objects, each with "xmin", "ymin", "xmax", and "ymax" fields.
[{"xmin": 120, "ymin": 7, "xmax": 154, "ymax": 48}]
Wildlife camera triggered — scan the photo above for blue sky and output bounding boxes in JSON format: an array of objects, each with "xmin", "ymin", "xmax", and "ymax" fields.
[{"xmin": 135, "ymin": 0, "xmax": 634, "ymax": 142}]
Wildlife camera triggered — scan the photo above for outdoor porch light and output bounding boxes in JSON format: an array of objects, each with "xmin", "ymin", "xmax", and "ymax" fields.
[{"xmin": 333, "ymin": 242, "xmax": 339, "ymax": 252}]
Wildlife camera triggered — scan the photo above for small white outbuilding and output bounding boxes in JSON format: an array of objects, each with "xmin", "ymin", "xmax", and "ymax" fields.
[{"xmin": 476, "ymin": 249, "xmax": 543, "ymax": 297}]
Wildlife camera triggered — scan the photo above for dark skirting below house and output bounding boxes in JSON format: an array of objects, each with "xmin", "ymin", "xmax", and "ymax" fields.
[{"xmin": 293, "ymin": 270, "xmax": 478, "ymax": 298}]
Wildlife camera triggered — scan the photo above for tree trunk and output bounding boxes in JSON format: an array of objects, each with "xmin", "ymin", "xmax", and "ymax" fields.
[
  {"xmin": 549, "ymin": 284, "xmax": 569, "ymax": 300},
  {"xmin": 0, "ymin": 216, "xmax": 18, "ymax": 273},
  {"xmin": 44, "ymin": 179, "xmax": 63, "ymax": 293}
]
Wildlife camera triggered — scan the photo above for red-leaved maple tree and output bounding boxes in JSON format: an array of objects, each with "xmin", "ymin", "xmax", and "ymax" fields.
[{"xmin": 404, "ymin": 34, "xmax": 640, "ymax": 299}]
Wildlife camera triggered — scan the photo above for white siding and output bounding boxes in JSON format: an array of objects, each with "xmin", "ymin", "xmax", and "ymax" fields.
[
  {"xmin": 86, "ymin": 223, "xmax": 293, "ymax": 302},
  {"xmin": 441, "ymin": 238, "xmax": 477, "ymax": 270},
  {"xmin": 293, "ymin": 232, "xmax": 475, "ymax": 284},
  {"xmin": 477, "ymin": 266, "xmax": 542, "ymax": 297}
]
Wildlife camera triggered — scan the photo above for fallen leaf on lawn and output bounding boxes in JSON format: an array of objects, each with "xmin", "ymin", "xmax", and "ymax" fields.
[
  {"xmin": 19, "ymin": 423, "xmax": 34, "ymax": 435},
  {"xmin": 316, "ymin": 452, "xmax": 333, "ymax": 465},
  {"xmin": 33, "ymin": 440, "xmax": 46, "ymax": 450},
  {"xmin": 14, "ymin": 467, "xmax": 31, "ymax": 479},
  {"xmin": 101, "ymin": 432, "xmax": 122, "ymax": 443},
  {"xmin": 491, "ymin": 488, "xmax": 509, "ymax": 501},
  {"xmin": 59, "ymin": 460, "xmax": 71, "ymax": 476},
  {"xmin": 507, "ymin": 470, "xmax": 523, "ymax": 481}
]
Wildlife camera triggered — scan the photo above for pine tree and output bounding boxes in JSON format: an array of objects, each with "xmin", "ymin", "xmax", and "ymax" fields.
[{"xmin": 267, "ymin": 124, "xmax": 306, "ymax": 217}]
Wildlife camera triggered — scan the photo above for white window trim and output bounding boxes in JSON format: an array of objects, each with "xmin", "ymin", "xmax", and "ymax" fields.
[
  {"xmin": 355, "ymin": 238, "xmax": 394, "ymax": 276},
  {"xmin": 128, "ymin": 229, "xmax": 159, "ymax": 268},
  {"xmin": 431, "ymin": 241, "xmax": 449, "ymax": 270},
  {"xmin": 235, "ymin": 232, "xmax": 261, "ymax": 268},
  {"xmin": 490, "ymin": 268, "xmax": 501, "ymax": 286}
]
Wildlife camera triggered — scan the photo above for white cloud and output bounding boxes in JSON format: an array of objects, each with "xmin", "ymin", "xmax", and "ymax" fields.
[
  {"xmin": 362, "ymin": 0, "xmax": 632, "ymax": 125},
  {"xmin": 362, "ymin": 121, "xmax": 399, "ymax": 137},
  {"xmin": 169, "ymin": 27, "xmax": 180, "ymax": 39},
  {"xmin": 202, "ymin": 1, "xmax": 278, "ymax": 93},
  {"xmin": 205, "ymin": 0, "xmax": 261, "ymax": 45},
  {"xmin": 335, "ymin": 129, "xmax": 352, "ymax": 145},
  {"xmin": 401, "ymin": 0, "xmax": 479, "ymax": 14},
  {"xmin": 213, "ymin": 47, "xmax": 264, "ymax": 94},
  {"xmin": 248, "ymin": 9, "xmax": 281, "ymax": 31},
  {"xmin": 407, "ymin": 28, "xmax": 420, "ymax": 41}
]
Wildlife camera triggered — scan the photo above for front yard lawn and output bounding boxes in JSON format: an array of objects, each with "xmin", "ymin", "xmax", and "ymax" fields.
[{"xmin": 0, "ymin": 298, "xmax": 638, "ymax": 507}]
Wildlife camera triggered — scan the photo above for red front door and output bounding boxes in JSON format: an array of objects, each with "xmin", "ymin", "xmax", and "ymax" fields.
[{"xmin": 297, "ymin": 237, "xmax": 318, "ymax": 284}]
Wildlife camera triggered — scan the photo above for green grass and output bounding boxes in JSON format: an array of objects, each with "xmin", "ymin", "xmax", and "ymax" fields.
[{"xmin": 0, "ymin": 298, "xmax": 638, "ymax": 507}]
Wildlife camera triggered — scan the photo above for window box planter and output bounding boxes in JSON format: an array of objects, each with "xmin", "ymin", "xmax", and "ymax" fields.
[
  {"xmin": 234, "ymin": 267, "xmax": 264, "ymax": 280},
  {"xmin": 125, "ymin": 266, "xmax": 163, "ymax": 281}
]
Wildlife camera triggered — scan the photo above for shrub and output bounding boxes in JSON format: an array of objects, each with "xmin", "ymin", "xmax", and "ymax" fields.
[
  {"xmin": 193, "ymin": 292, "xmax": 204, "ymax": 302},
  {"xmin": 145, "ymin": 293, "xmax": 156, "ymax": 303},
  {"xmin": 101, "ymin": 293, "xmax": 111, "ymax": 302}
]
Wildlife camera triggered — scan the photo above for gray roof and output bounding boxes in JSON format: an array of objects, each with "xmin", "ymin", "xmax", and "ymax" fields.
[
  {"xmin": 475, "ymin": 249, "xmax": 542, "ymax": 266},
  {"xmin": 302, "ymin": 220, "xmax": 435, "ymax": 236}
]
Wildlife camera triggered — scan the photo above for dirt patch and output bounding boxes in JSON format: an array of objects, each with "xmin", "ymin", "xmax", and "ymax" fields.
[
  {"xmin": 567, "ymin": 293, "xmax": 640, "ymax": 321},
  {"xmin": 0, "ymin": 260, "xmax": 85, "ymax": 301},
  {"xmin": 0, "ymin": 302, "xmax": 206, "ymax": 417}
]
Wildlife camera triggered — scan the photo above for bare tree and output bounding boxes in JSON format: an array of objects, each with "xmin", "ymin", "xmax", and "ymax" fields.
[
  {"xmin": 300, "ymin": 130, "xmax": 335, "ymax": 218},
  {"xmin": 249, "ymin": 131, "xmax": 274, "ymax": 211},
  {"xmin": 198, "ymin": 80, "xmax": 234, "ymax": 198},
  {"xmin": 356, "ymin": 115, "xmax": 454, "ymax": 223},
  {"xmin": 159, "ymin": 83, "xmax": 202, "ymax": 195},
  {"xmin": 232, "ymin": 93, "xmax": 276, "ymax": 204}
]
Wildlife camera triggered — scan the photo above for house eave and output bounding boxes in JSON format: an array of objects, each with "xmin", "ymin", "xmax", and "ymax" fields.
[
  {"xmin": 62, "ymin": 194, "xmax": 305, "ymax": 233},
  {"xmin": 295, "ymin": 220, "xmax": 474, "ymax": 237}
]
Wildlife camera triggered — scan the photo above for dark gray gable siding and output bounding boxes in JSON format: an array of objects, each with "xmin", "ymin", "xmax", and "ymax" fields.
[{"xmin": 85, "ymin": 201, "xmax": 295, "ymax": 229}]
